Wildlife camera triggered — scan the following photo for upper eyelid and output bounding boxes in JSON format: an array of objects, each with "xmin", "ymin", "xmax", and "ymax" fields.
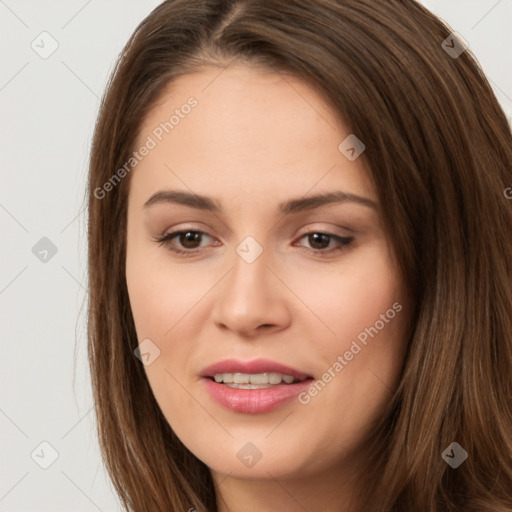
[
  {"xmin": 159, "ymin": 220, "xmax": 354, "ymax": 237},
  {"xmin": 159, "ymin": 227, "xmax": 352, "ymax": 246},
  {"xmin": 159, "ymin": 230, "xmax": 354, "ymax": 261}
]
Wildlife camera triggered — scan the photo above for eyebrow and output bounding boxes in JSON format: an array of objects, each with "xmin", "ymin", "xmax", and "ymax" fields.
[{"xmin": 143, "ymin": 189, "xmax": 377, "ymax": 214}]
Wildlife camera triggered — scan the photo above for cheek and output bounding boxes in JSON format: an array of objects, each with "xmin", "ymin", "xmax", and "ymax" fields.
[
  {"xmin": 125, "ymin": 249, "xmax": 203, "ymax": 421},
  {"xmin": 299, "ymin": 242, "xmax": 408, "ymax": 416},
  {"xmin": 126, "ymin": 261, "xmax": 168, "ymax": 339},
  {"xmin": 296, "ymin": 242, "xmax": 403, "ymax": 355},
  {"xmin": 125, "ymin": 245, "xmax": 205, "ymax": 340}
]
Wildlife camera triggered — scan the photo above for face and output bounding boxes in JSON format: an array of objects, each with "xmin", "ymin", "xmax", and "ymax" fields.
[{"xmin": 125, "ymin": 63, "xmax": 410, "ymax": 486}]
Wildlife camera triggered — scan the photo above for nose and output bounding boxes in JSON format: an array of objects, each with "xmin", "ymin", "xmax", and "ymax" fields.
[{"xmin": 211, "ymin": 246, "xmax": 291, "ymax": 338}]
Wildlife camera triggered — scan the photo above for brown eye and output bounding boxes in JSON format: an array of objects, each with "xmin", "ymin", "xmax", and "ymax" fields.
[
  {"xmin": 177, "ymin": 231, "xmax": 203, "ymax": 249},
  {"xmin": 307, "ymin": 233, "xmax": 331, "ymax": 250},
  {"xmin": 295, "ymin": 232, "xmax": 354, "ymax": 257},
  {"xmin": 155, "ymin": 230, "xmax": 214, "ymax": 254}
]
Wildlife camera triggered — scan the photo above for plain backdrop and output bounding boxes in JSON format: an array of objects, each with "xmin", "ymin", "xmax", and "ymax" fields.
[{"xmin": 1, "ymin": 1, "xmax": 511, "ymax": 510}]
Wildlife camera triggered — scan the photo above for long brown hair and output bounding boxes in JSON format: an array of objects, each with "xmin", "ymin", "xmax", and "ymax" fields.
[{"xmin": 87, "ymin": 1, "xmax": 512, "ymax": 510}]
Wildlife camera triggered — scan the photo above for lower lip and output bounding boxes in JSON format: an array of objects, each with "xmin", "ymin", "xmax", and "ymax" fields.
[{"xmin": 201, "ymin": 377, "xmax": 314, "ymax": 414}]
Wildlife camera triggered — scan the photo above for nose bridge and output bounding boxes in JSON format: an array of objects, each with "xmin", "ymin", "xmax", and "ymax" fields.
[
  {"xmin": 228, "ymin": 238, "xmax": 271, "ymax": 305},
  {"xmin": 212, "ymin": 235, "xmax": 288, "ymax": 333}
]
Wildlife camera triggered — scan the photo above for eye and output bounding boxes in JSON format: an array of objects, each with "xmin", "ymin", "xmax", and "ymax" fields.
[
  {"xmin": 154, "ymin": 230, "xmax": 215, "ymax": 254},
  {"xmin": 294, "ymin": 232, "xmax": 354, "ymax": 257},
  {"xmin": 153, "ymin": 229, "xmax": 355, "ymax": 257}
]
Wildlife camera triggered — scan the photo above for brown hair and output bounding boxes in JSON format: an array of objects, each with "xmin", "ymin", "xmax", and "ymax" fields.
[{"xmin": 87, "ymin": 1, "xmax": 512, "ymax": 510}]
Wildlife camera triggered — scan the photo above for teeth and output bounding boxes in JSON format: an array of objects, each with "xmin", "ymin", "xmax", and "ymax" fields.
[
  {"xmin": 213, "ymin": 372, "xmax": 303, "ymax": 385},
  {"xmin": 233, "ymin": 373, "xmax": 250, "ymax": 384},
  {"xmin": 267, "ymin": 372, "xmax": 282, "ymax": 384},
  {"xmin": 214, "ymin": 372, "xmax": 234, "ymax": 383}
]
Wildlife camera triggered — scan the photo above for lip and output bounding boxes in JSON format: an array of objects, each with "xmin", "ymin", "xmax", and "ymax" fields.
[
  {"xmin": 201, "ymin": 378, "xmax": 314, "ymax": 414},
  {"xmin": 200, "ymin": 358, "xmax": 313, "ymax": 380},
  {"xmin": 199, "ymin": 358, "xmax": 314, "ymax": 414}
]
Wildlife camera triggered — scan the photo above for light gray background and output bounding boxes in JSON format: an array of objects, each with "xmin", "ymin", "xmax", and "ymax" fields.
[{"xmin": 1, "ymin": 1, "xmax": 511, "ymax": 510}]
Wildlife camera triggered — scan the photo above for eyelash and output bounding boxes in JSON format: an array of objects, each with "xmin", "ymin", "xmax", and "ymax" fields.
[{"xmin": 153, "ymin": 229, "xmax": 355, "ymax": 258}]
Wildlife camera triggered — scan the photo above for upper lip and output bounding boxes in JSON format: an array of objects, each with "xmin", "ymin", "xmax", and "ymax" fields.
[{"xmin": 200, "ymin": 358, "xmax": 313, "ymax": 379}]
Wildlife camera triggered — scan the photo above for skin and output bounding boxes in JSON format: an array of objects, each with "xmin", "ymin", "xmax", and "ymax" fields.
[{"xmin": 125, "ymin": 62, "xmax": 411, "ymax": 511}]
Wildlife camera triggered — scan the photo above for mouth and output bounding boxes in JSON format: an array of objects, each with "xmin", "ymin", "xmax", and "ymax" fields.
[
  {"xmin": 200, "ymin": 358, "xmax": 315, "ymax": 413},
  {"xmin": 207, "ymin": 372, "xmax": 309, "ymax": 389},
  {"xmin": 200, "ymin": 357, "xmax": 314, "ymax": 383}
]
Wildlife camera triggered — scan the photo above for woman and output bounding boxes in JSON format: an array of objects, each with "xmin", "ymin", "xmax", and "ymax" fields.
[{"xmin": 87, "ymin": 0, "xmax": 512, "ymax": 510}]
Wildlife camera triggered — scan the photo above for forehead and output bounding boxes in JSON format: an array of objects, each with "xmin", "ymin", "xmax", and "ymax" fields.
[{"xmin": 130, "ymin": 63, "xmax": 375, "ymax": 206}]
